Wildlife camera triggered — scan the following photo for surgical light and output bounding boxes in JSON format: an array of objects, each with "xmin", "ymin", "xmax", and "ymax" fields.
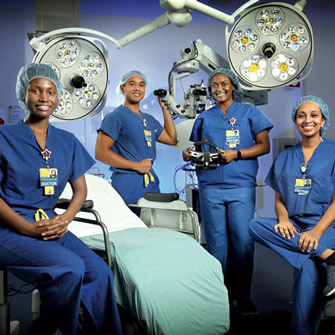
[
  {"xmin": 32, "ymin": 35, "xmax": 109, "ymax": 121},
  {"xmin": 29, "ymin": 0, "xmax": 314, "ymax": 121},
  {"xmin": 226, "ymin": 2, "xmax": 313, "ymax": 89}
]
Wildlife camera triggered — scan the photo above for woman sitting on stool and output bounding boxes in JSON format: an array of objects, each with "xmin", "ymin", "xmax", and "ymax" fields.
[{"xmin": 249, "ymin": 95, "xmax": 335, "ymax": 335}]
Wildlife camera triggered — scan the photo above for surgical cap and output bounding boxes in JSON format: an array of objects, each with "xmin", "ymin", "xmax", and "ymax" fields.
[
  {"xmin": 207, "ymin": 68, "xmax": 244, "ymax": 102},
  {"xmin": 292, "ymin": 95, "xmax": 330, "ymax": 136},
  {"xmin": 16, "ymin": 63, "xmax": 62, "ymax": 113},
  {"xmin": 116, "ymin": 70, "xmax": 148, "ymax": 95}
]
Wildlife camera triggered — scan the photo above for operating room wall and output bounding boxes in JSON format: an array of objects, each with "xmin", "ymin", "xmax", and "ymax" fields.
[{"xmin": 0, "ymin": 6, "xmax": 334, "ymax": 217}]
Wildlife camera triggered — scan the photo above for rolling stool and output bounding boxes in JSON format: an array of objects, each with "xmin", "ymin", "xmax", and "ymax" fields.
[{"xmin": 0, "ymin": 269, "xmax": 20, "ymax": 335}]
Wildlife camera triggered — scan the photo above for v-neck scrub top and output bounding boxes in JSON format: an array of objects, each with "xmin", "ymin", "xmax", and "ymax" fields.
[
  {"xmin": 98, "ymin": 105, "xmax": 163, "ymax": 174},
  {"xmin": 0, "ymin": 121, "xmax": 95, "ymax": 220},
  {"xmin": 190, "ymin": 102, "xmax": 273, "ymax": 188},
  {"xmin": 265, "ymin": 138, "xmax": 335, "ymax": 219}
]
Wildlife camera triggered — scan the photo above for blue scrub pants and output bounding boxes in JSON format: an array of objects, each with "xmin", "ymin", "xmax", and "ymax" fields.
[
  {"xmin": 249, "ymin": 216, "xmax": 335, "ymax": 335},
  {"xmin": 111, "ymin": 171, "xmax": 160, "ymax": 205},
  {"xmin": 0, "ymin": 226, "xmax": 122, "ymax": 335},
  {"xmin": 198, "ymin": 186, "xmax": 256, "ymax": 307}
]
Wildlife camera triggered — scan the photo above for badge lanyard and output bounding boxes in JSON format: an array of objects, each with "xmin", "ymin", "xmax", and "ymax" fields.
[
  {"xmin": 40, "ymin": 149, "xmax": 58, "ymax": 195},
  {"xmin": 300, "ymin": 163, "xmax": 307, "ymax": 179},
  {"xmin": 294, "ymin": 139, "xmax": 322, "ymax": 196},
  {"xmin": 143, "ymin": 118, "xmax": 152, "ymax": 147},
  {"xmin": 226, "ymin": 117, "xmax": 239, "ymax": 148}
]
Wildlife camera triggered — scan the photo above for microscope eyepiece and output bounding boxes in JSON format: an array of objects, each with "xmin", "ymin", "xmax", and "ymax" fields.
[{"xmin": 154, "ymin": 89, "xmax": 167, "ymax": 98}]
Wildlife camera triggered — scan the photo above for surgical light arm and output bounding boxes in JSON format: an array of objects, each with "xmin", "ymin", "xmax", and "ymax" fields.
[
  {"xmin": 30, "ymin": 10, "xmax": 191, "ymax": 51},
  {"xmin": 118, "ymin": 1, "xmax": 242, "ymax": 48},
  {"xmin": 159, "ymin": 0, "xmax": 235, "ymax": 25},
  {"xmin": 30, "ymin": 0, "xmax": 240, "ymax": 51}
]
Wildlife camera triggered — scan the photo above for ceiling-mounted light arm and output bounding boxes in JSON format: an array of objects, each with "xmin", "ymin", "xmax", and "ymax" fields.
[
  {"xmin": 228, "ymin": 0, "xmax": 260, "ymax": 21},
  {"xmin": 29, "ymin": 0, "xmax": 258, "ymax": 53},
  {"xmin": 118, "ymin": 0, "xmax": 253, "ymax": 48},
  {"xmin": 160, "ymin": 0, "xmax": 235, "ymax": 25},
  {"xmin": 30, "ymin": 27, "xmax": 122, "ymax": 51},
  {"xmin": 117, "ymin": 10, "xmax": 192, "ymax": 48},
  {"xmin": 112, "ymin": 0, "xmax": 242, "ymax": 48},
  {"xmin": 117, "ymin": 13, "xmax": 170, "ymax": 48},
  {"xmin": 29, "ymin": 11, "xmax": 192, "ymax": 51},
  {"xmin": 294, "ymin": 0, "xmax": 307, "ymax": 12}
]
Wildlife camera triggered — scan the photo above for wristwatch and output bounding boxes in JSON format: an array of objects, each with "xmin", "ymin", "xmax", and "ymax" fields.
[{"xmin": 236, "ymin": 150, "xmax": 242, "ymax": 160}]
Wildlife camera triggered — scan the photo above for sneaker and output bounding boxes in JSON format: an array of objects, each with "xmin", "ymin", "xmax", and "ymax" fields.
[
  {"xmin": 324, "ymin": 264, "xmax": 335, "ymax": 298},
  {"xmin": 239, "ymin": 301, "xmax": 258, "ymax": 316}
]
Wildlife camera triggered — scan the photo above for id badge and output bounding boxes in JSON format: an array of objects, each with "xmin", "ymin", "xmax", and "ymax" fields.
[
  {"xmin": 294, "ymin": 178, "xmax": 311, "ymax": 195},
  {"xmin": 144, "ymin": 129, "xmax": 152, "ymax": 147},
  {"xmin": 39, "ymin": 168, "xmax": 58, "ymax": 187},
  {"xmin": 226, "ymin": 129, "xmax": 239, "ymax": 148}
]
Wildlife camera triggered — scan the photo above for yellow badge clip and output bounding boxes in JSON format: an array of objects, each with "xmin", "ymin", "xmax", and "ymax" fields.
[{"xmin": 44, "ymin": 186, "xmax": 54, "ymax": 195}]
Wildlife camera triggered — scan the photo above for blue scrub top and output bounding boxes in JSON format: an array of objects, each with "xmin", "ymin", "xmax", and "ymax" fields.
[
  {"xmin": 190, "ymin": 102, "xmax": 273, "ymax": 188},
  {"xmin": 266, "ymin": 138, "xmax": 335, "ymax": 217},
  {"xmin": 0, "ymin": 121, "xmax": 95, "ymax": 221},
  {"xmin": 98, "ymin": 105, "xmax": 163, "ymax": 174}
]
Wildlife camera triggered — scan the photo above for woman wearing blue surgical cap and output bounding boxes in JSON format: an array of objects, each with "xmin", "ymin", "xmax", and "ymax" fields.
[
  {"xmin": 249, "ymin": 95, "xmax": 335, "ymax": 335},
  {"xmin": 0, "ymin": 63, "xmax": 122, "ymax": 335},
  {"xmin": 182, "ymin": 68, "xmax": 273, "ymax": 316}
]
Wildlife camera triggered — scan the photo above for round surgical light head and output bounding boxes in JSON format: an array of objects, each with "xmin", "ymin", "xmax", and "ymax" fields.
[
  {"xmin": 33, "ymin": 35, "xmax": 109, "ymax": 121},
  {"xmin": 226, "ymin": 2, "xmax": 313, "ymax": 89}
]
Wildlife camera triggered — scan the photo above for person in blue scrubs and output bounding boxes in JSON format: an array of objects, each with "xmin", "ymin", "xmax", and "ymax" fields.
[
  {"xmin": 95, "ymin": 70, "xmax": 177, "ymax": 207},
  {"xmin": 249, "ymin": 95, "xmax": 335, "ymax": 335},
  {"xmin": 0, "ymin": 63, "xmax": 122, "ymax": 335},
  {"xmin": 182, "ymin": 68, "xmax": 273, "ymax": 316}
]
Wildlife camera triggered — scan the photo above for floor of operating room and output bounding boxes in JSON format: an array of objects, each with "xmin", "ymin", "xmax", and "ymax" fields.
[{"xmin": 7, "ymin": 242, "xmax": 335, "ymax": 335}]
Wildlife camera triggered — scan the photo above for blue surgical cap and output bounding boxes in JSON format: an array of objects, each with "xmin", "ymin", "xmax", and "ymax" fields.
[
  {"xmin": 207, "ymin": 68, "xmax": 244, "ymax": 102},
  {"xmin": 16, "ymin": 63, "xmax": 62, "ymax": 113},
  {"xmin": 116, "ymin": 70, "xmax": 148, "ymax": 95},
  {"xmin": 292, "ymin": 95, "xmax": 330, "ymax": 136}
]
